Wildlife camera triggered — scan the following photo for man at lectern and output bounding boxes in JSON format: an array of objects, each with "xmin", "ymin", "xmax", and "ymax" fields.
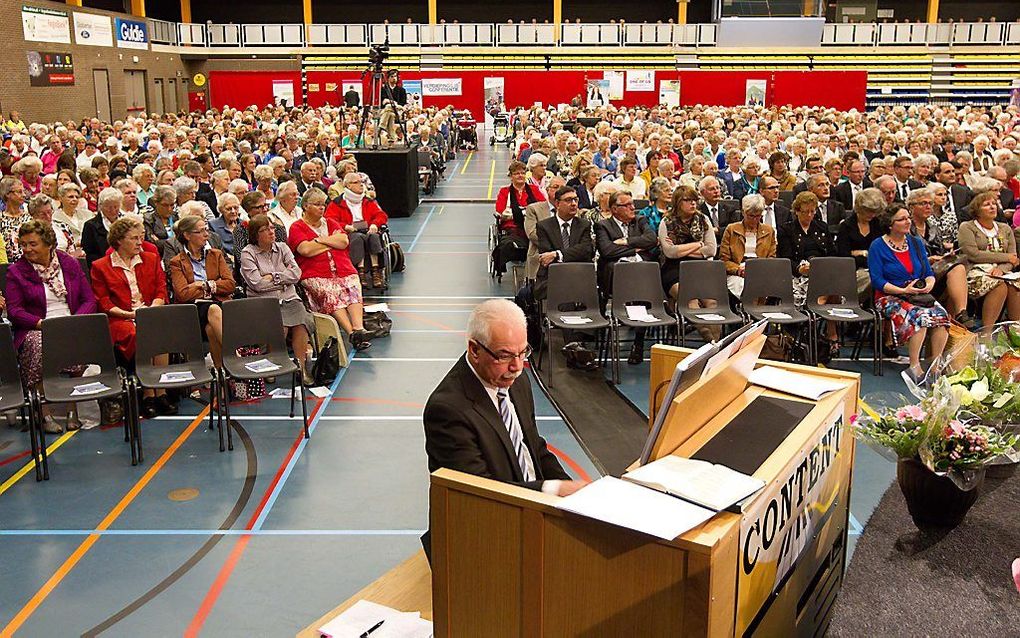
[{"xmin": 421, "ymin": 299, "xmax": 588, "ymax": 558}]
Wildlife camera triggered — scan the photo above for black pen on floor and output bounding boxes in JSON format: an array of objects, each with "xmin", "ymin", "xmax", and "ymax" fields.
[{"xmin": 359, "ymin": 619, "xmax": 385, "ymax": 638}]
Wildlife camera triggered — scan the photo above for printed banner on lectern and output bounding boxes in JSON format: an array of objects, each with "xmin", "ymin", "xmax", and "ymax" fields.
[{"xmin": 736, "ymin": 401, "xmax": 849, "ymax": 634}]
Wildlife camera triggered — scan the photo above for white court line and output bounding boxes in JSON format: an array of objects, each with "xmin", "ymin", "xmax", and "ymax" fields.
[{"xmin": 352, "ymin": 357, "xmax": 460, "ymax": 362}]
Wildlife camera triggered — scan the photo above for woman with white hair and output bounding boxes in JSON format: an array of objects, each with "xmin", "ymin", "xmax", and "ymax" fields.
[
  {"xmin": 53, "ymin": 182, "xmax": 92, "ymax": 244},
  {"xmin": 133, "ymin": 164, "xmax": 157, "ymax": 206},
  {"xmin": 254, "ymin": 164, "xmax": 275, "ymax": 200},
  {"xmin": 16, "ymin": 156, "xmax": 44, "ymax": 197},
  {"xmin": 972, "ymin": 134, "xmax": 994, "ymax": 174},
  {"xmin": 527, "ymin": 153, "xmax": 549, "ymax": 192},
  {"xmin": 720, "ymin": 194, "xmax": 775, "ymax": 298},
  {"xmin": 270, "ymin": 180, "xmax": 302, "ymax": 232}
]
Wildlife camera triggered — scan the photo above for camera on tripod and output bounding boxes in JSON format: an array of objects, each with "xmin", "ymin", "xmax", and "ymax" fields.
[{"xmin": 368, "ymin": 41, "xmax": 390, "ymax": 69}]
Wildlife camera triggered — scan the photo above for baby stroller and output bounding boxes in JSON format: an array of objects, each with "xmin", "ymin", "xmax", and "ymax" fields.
[
  {"xmin": 490, "ymin": 112, "xmax": 514, "ymax": 148},
  {"xmin": 455, "ymin": 111, "xmax": 478, "ymax": 150}
]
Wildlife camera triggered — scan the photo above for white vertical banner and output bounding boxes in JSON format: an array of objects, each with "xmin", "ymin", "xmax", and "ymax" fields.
[
  {"xmin": 483, "ymin": 76, "xmax": 504, "ymax": 129},
  {"xmin": 603, "ymin": 71, "xmax": 624, "ymax": 100}
]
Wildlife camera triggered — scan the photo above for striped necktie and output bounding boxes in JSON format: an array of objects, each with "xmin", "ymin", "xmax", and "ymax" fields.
[{"xmin": 496, "ymin": 388, "xmax": 535, "ymax": 482}]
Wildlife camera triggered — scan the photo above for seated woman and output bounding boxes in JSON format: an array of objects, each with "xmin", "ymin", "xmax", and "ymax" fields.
[
  {"xmin": 53, "ymin": 182, "xmax": 92, "ymax": 245},
  {"xmin": 90, "ymin": 217, "xmax": 174, "ymax": 418},
  {"xmin": 168, "ymin": 216, "xmax": 235, "ymax": 368},
  {"xmin": 777, "ymin": 191, "xmax": 839, "ymax": 347},
  {"xmin": 638, "ymin": 177, "xmax": 673, "ymax": 247},
  {"xmin": 210, "ymin": 192, "xmax": 241, "ymax": 257},
  {"xmin": 143, "ymin": 185, "xmax": 178, "ymax": 257},
  {"xmin": 324, "ymin": 172, "xmax": 389, "ymax": 289},
  {"xmin": 836, "ymin": 187, "xmax": 884, "ymax": 306},
  {"xmin": 81, "ymin": 187, "xmax": 124, "ymax": 268},
  {"xmin": 270, "ymin": 180, "xmax": 303, "ymax": 232},
  {"xmin": 6, "ymin": 220, "xmax": 97, "ymax": 433},
  {"xmin": 959, "ymin": 191, "xmax": 1020, "ymax": 334},
  {"xmin": 720, "ymin": 194, "xmax": 776, "ymax": 298},
  {"xmin": 730, "ymin": 158, "xmax": 762, "ymax": 202},
  {"xmin": 493, "ymin": 161, "xmax": 544, "ymax": 276},
  {"xmin": 0, "ymin": 176, "xmax": 32, "ymax": 262},
  {"xmin": 288, "ymin": 187, "xmax": 373, "ymax": 351},
  {"xmin": 240, "ymin": 214, "xmax": 315, "ymax": 385},
  {"xmin": 28, "ymin": 193, "xmax": 82, "ymax": 259},
  {"xmin": 869, "ymin": 204, "xmax": 950, "ymax": 383},
  {"xmin": 907, "ymin": 187, "xmax": 970, "ymax": 326},
  {"xmin": 660, "ymin": 185, "xmax": 717, "ymax": 339}
]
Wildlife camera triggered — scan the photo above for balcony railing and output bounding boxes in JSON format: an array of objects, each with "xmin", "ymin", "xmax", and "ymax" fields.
[{"xmin": 144, "ymin": 20, "xmax": 1020, "ymax": 49}]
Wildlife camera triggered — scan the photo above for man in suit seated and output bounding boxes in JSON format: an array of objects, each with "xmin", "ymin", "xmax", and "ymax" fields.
[
  {"xmin": 422, "ymin": 299, "xmax": 588, "ymax": 559},
  {"xmin": 807, "ymin": 174, "xmax": 848, "ymax": 236},
  {"xmin": 533, "ymin": 185, "xmax": 594, "ymax": 301},
  {"xmin": 295, "ymin": 161, "xmax": 326, "ymax": 195},
  {"xmin": 936, "ymin": 161, "xmax": 973, "ymax": 222},
  {"xmin": 831, "ymin": 159, "xmax": 866, "ymax": 211},
  {"xmin": 760, "ymin": 176, "xmax": 791, "ymax": 229},
  {"xmin": 697, "ymin": 176, "xmax": 740, "ymax": 244},
  {"xmin": 596, "ymin": 190, "xmax": 657, "ymax": 362},
  {"xmin": 891, "ymin": 156, "xmax": 923, "ymax": 202},
  {"xmin": 523, "ymin": 176, "xmax": 564, "ymax": 283},
  {"xmin": 792, "ymin": 155, "xmax": 824, "ymax": 196}
]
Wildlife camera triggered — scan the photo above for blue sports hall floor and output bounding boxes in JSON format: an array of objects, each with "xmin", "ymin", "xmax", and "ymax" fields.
[{"xmin": 0, "ymin": 144, "xmax": 906, "ymax": 636}]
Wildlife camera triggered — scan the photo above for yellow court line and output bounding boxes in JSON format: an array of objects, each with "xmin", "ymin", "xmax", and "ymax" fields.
[
  {"xmin": 486, "ymin": 159, "xmax": 496, "ymax": 199},
  {"xmin": 0, "ymin": 406, "xmax": 210, "ymax": 638},
  {"xmin": 0, "ymin": 430, "xmax": 77, "ymax": 497},
  {"xmin": 459, "ymin": 151, "xmax": 474, "ymax": 174}
]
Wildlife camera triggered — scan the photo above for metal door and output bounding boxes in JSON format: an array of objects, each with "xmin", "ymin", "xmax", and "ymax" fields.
[
  {"xmin": 166, "ymin": 79, "xmax": 179, "ymax": 113},
  {"xmin": 92, "ymin": 69, "xmax": 112, "ymax": 121},
  {"xmin": 124, "ymin": 70, "xmax": 147, "ymax": 115},
  {"xmin": 153, "ymin": 78, "xmax": 165, "ymax": 115}
]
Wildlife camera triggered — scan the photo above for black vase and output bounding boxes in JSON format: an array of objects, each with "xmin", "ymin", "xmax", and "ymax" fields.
[{"xmin": 896, "ymin": 457, "xmax": 984, "ymax": 529}]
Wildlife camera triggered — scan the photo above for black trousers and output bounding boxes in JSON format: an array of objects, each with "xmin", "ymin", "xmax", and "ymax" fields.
[
  {"xmin": 348, "ymin": 230, "xmax": 384, "ymax": 269},
  {"xmin": 495, "ymin": 235, "xmax": 528, "ymax": 274}
]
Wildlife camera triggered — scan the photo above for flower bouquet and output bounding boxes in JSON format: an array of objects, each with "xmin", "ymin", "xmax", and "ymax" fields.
[{"xmin": 853, "ymin": 378, "xmax": 1019, "ymax": 528}]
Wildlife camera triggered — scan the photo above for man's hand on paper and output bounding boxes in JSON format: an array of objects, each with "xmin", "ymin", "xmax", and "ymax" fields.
[{"xmin": 557, "ymin": 480, "xmax": 590, "ymax": 496}]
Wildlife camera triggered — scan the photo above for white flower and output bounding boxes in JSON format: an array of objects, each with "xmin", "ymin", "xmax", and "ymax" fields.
[{"xmin": 970, "ymin": 378, "xmax": 991, "ymax": 403}]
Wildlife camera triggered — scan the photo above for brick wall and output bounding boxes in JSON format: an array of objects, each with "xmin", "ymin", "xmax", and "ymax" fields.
[{"xmin": 2, "ymin": 1, "xmax": 192, "ymax": 123}]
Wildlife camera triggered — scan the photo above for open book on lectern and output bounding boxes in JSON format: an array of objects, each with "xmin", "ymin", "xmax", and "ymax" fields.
[{"xmin": 622, "ymin": 454, "xmax": 765, "ymax": 512}]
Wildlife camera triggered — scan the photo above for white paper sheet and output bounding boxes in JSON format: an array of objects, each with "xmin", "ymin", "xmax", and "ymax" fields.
[
  {"xmin": 244, "ymin": 358, "xmax": 281, "ymax": 373},
  {"xmin": 556, "ymin": 476, "xmax": 716, "ymax": 541},
  {"xmin": 318, "ymin": 599, "xmax": 433, "ymax": 638},
  {"xmin": 749, "ymin": 365, "xmax": 845, "ymax": 400},
  {"xmin": 309, "ymin": 386, "xmax": 331, "ymax": 398},
  {"xmin": 560, "ymin": 315, "xmax": 593, "ymax": 325},
  {"xmin": 695, "ymin": 313, "xmax": 726, "ymax": 321},
  {"xmin": 826, "ymin": 308, "xmax": 858, "ymax": 318},
  {"xmin": 159, "ymin": 371, "xmax": 195, "ymax": 384},
  {"xmin": 762, "ymin": 312, "xmax": 792, "ymax": 320},
  {"xmin": 364, "ymin": 303, "xmax": 390, "ymax": 313},
  {"xmin": 625, "ymin": 306, "xmax": 660, "ymax": 322},
  {"xmin": 70, "ymin": 382, "xmax": 110, "ymax": 396}
]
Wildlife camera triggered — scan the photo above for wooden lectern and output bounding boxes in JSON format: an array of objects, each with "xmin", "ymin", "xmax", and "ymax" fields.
[{"xmin": 429, "ymin": 335, "xmax": 860, "ymax": 636}]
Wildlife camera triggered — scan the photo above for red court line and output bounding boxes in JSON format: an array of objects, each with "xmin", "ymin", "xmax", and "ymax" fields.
[
  {"xmin": 0, "ymin": 450, "xmax": 30, "ymax": 468},
  {"xmin": 184, "ymin": 394, "xmax": 328, "ymax": 637},
  {"xmin": 547, "ymin": 444, "xmax": 593, "ymax": 482}
]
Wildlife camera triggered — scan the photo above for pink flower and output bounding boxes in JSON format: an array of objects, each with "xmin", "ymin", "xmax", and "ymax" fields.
[
  {"xmin": 949, "ymin": 420, "xmax": 966, "ymax": 436},
  {"xmin": 850, "ymin": 413, "xmax": 858, "ymax": 425},
  {"xmin": 1013, "ymin": 558, "xmax": 1020, "ymax": 594}
]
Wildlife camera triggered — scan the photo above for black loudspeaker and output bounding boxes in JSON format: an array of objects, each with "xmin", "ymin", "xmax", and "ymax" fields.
[{"xmin": 351, "ymin": 148, "xmax": 420, "ymax": 218}]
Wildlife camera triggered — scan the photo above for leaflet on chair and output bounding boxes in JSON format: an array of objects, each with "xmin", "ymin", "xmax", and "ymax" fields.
[
  {"xmin": 622, "ymin": 454, "xmax": 765, "ymax": 512},
  {"xmin": 244, "ymin": 358, "xmax": 281, "ymax": 373},
  {"xmin": 560, "ymin": 315, "xmax": 593, "ymax": 325}
]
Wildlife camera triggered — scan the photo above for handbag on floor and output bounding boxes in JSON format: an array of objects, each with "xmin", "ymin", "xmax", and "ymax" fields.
[
  {"xmin": 229, "ymin": 345, "xmax": 267, "ymax": 401},
  {"xmin": 312, "ymin": 337, "xmax": 340, "ymax": 386},
  {"xmin": 388, "ymin": 242, "xmax": 406, "ymax": 273},
  {"xmin": 363, "ymin": 311, "xmax": 393, "ymax": 338}
]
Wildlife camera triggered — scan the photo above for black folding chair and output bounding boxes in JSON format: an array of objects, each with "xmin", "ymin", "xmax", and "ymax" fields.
[
  {"xmin": 37, "ymin": 314, "xmax": 139, "ymax": 468},
  {"xmin": 220, "ymin": 298, "xmax": 308, "ymax": 449},
  {"xmin": 805, "ymin": 257, "xmax": 882, "ymax": 376},
  {"xmin": 741, "ymin": 258, "xmax": 811, "ymax": 361},
  {"xmin": 676, "ymin": 260, "xmax": 745, "ymax": 346},
  {"xmin": 134, "ymin": 305, "xmax": 220, "ymax": 456},
  {"xmin": 0, "ymin": 325, "xmax": 43, "ymax": 480},
  {"xmin": 538, "ymin": 263, "xmax": 610, "ymax": 387},
  {"xmin": 609, "ymin": 261, "xmax": 676, "ymax": 384}
]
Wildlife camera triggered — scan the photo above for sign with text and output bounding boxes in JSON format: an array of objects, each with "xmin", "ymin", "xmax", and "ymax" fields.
[
  {"xmin": 421, "ymin": 78, "xmax": 462, "ymax": 96},
  {"xmin": 73, "ymin": 12, "xmax": 113, "ymax": 47},
  {"xmin": 736, "ymin": 401, "xmax": 850, "ymax": 634},
  {"xmin": 115, "ymin": 17, "xmax": 148, "ymax": 50},
  {"xmin": 22, "ymin": 5, "xmax": 71, "ymax": 44},
  {"xmin": 627, "ymin": 70, "xmax": 655, "ymax": 92},
  {"xmin": 27, "ymin": 51, "xmax": 74, "ymax": 87}
]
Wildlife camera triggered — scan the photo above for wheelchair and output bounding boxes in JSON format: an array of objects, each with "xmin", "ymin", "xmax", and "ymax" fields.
[{"xmin": 487, "ymin": 218, "xmax": 525, "ymax": 288}]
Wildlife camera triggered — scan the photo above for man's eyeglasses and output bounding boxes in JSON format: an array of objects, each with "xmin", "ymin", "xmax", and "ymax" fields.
[
  {"xmin": 558, "ymin": 196, "xmax": 579, "ymax": 203},
  {"xmin": 474, "ymin": 340, "xmax": 532, "ymax": 364}
]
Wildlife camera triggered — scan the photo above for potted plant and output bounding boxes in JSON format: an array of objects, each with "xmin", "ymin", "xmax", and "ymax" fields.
[{"xmin": 853, "ymin": 379, "xmax": 1019, "ymax": 529}]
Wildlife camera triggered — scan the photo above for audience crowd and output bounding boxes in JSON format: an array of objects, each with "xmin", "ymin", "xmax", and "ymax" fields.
[{"xmin": 493, "ymin": 101, "xmax": 1020, "ymax": 381}]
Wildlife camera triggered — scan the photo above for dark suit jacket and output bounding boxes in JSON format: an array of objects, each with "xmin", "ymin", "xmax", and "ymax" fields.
[
  {"xmin": 422, "ymin": 355, "xmax": 570, "ymax": 560},
  {"xmin": 575, "ymin": 184, "xmax": 596, "ymax": 211},
  {"xmin": 533, "ymin": 214, "xmax": 594, "ymax": 299},
  {"xmin": 831, "ymin": 180, "xmax": 863, "ymax": 211},
  {"xmin": 595, "ymin": 215, "xmax": 657, "ymax": 290},
  {"xmin": 81, "ymin": 214, "xmax": 114, "ymax": 268},
  {"xmin": 295, "ymin": 180, "xmax": 326, "ymax": 196},
  {"xmin": 196, "ymin": 182, "xmax": 218, "ymax": 214},
  {"xmin": 699, "ymin": 200, "xmax": 741, "ymax": 241},
  {"xmin": 819, "ymin": 199, "xmax": 849, "ymax": 235},
  {"xmin": 764, "ymin": 200, "xmax": 792, "ymax": 229}
]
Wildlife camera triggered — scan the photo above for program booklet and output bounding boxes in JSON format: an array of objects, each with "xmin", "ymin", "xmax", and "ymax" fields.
[{"xmin": 622, "ymin": 454, "xmax": 765, "ymax": 512}]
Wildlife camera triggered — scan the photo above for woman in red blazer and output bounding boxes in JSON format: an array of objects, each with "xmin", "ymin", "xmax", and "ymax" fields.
[
  {"xmin": 90, "ymin": 216, "xmax": 174, "ymax": 418},
  {"xmin": 324, "ymin": 172, "xmax": 389, "ymax": 288}
]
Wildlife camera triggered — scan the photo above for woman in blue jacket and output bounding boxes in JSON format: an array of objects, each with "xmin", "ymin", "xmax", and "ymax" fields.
[{"xmin": 868, "ymin": 203, "xmax": 950, "ymax": 384}]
